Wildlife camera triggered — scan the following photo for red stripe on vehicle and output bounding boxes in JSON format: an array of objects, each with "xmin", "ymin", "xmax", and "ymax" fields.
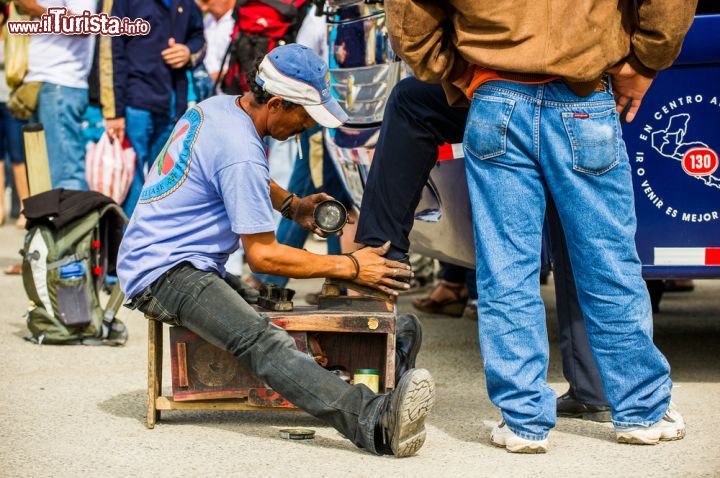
[
  {"xmin": 705, "ymin": 248, "xmax": 720, "ymax": 265},
  {"xmin": 437, "ymin": 143, "xmax": 454, "ymax": 161}
]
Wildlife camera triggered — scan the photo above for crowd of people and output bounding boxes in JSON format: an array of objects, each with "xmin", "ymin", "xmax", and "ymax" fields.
[
  {"xmin": 0, "ymin": 0, "xmax": 316, "ymax": 216},
  {"xmin": 2, "ymin": 0, "xmax": 346, "ymax": 273}
]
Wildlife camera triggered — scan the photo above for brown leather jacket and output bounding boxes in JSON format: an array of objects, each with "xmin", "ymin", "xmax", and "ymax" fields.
[{"xmin": 385, "ymin": 0, "xmax": 698, "ymax": 104}]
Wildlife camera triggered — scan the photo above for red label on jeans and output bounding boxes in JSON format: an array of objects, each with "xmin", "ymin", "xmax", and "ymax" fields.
[{"xmin": 573, "ymin": 113, "xmax": 590, "ymax": 119}]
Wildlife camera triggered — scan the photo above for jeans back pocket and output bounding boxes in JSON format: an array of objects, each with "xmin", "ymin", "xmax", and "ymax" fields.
[
  {"xmin": 562, "ymin": 108, "xmax": 620, "ymax": 175},
  {"xmin": 463, "ymin": 95, "xmax": 515, "ymax": 161}
]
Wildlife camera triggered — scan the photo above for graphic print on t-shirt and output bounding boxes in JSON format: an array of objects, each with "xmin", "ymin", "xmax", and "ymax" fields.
[{"xmin": 140, "ymin": 107, "xmax": 203, "ymax": 203}]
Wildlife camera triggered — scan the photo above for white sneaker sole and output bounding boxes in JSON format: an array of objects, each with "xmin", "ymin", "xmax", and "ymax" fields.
[
  {"xmin": 491, "ymin": 435, "xmax": 548, "ymax": 454},
  {"xmin": 617, "ymin": 426, "xmax": 686, "ymax": 445},
  {"xmin": 389, "ymin": 368, "xmax": 436, "ymax": 458}
]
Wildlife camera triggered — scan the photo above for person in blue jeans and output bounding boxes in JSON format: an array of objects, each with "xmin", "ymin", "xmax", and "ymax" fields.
[
  {"xmin": 387, "ymin": 0, "xmax": 696, "ymax": 452},
  {"xmin": 18, "ymin": 0, "xmax": 97, "ymax": 190},
  {"xmin": 100, "ymin": 0, "xmax": 205, "ymax": 218}
]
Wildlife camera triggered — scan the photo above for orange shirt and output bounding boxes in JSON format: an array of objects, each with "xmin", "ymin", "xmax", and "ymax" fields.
[{"xmin": 465, "ymin": 66, "xmax": 558, "ymax": 99}]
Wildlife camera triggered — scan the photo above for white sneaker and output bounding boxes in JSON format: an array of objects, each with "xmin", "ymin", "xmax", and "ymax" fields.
[
  {"xmin": 491, "ymin": 420, "xmax": 548, "ymax": 454},
  {"xmin": 616, "ymin": 402, "xmax": 686, "ymax": 445}
]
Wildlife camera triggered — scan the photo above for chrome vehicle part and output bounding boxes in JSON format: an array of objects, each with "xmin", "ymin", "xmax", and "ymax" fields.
[{"xmin": 326, "ymin": 3, "xmax": 402, "ymax": 123}]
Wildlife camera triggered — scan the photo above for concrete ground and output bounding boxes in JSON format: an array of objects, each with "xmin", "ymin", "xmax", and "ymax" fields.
[{"xmin": 1, "ymin": 224, "xmax": 719, "ymax": 478}]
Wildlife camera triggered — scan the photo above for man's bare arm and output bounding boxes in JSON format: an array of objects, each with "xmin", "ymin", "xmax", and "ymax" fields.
[{"xmin": 241, "ymin": 232, "xmax": 412, "ymax": 296}]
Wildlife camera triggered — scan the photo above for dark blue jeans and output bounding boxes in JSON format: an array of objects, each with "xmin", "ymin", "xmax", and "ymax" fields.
[
  {"xmin": 129, "ymin": 262, "xmax": 385, "ymax": 453},
  {"xmin": 356, "ymin": 77, "xmax": 608, "ymax": 408}
]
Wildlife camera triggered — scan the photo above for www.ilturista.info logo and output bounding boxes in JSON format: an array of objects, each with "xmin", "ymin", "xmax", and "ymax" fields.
[{"xmin": 7, "ymin": 8, "xmax": 150, "ymax": 36}]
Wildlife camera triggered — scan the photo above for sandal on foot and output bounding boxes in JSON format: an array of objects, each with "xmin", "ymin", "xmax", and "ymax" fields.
[
  {"xmin": 412, "ymin": 280, "xmax": 468, "ymax": 317},
  {"xmin": 4, "ymin": 263, "xmax": 23, "ymax": 275}
]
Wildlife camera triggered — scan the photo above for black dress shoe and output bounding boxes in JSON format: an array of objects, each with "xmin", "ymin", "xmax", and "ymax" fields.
[
  {"xmin": 557, "ymin": 391, "xmax": 611, "ymax": 423},
  {"xmin": 395, "ymin": 314, "xmax": 422, "ymax": 384}
]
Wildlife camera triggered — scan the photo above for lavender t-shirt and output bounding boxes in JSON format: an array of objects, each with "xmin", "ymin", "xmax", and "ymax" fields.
[{"xmin": 118, "ymin": 95, "xmax": 275, "ymax": 299}]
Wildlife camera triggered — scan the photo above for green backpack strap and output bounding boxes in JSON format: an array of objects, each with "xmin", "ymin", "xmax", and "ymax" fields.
[{"xmin": 102, "ymin": 281, "xmax": 125, "ymax": 338}]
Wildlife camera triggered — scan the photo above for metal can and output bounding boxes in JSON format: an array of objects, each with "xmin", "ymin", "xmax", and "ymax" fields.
[
  {"xmin": 353, "ymin": 369, "xmax": 380, "ymax": 394},
  {"xmin": 313, "ymin": 199, "xmax": 348, "ymax": 234}
]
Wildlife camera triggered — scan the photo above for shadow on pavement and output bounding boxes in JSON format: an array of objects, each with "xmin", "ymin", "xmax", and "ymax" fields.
[{"xmin": 97, "ymin": 390, "xmax": 368, "ymax": 455}]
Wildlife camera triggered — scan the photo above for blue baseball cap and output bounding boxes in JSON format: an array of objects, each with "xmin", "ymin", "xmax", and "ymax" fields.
[{"xmin": 255, "ymin": 44, "xmax": 348, "ymax": 128}]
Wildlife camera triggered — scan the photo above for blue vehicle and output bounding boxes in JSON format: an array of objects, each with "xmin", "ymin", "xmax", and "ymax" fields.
[
  {"xmin": 624, "ymin": 3, "xmax": 720, "ymax": 280},
  {"xmin": 325, "ymin": 2, "xmax": 720, "ymax": 292}
]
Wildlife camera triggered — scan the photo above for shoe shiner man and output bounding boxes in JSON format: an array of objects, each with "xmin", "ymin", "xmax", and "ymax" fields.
[
  {"xmin": 117, "ymin": 44, "xmax": 435, "ymax": 457},
  {"xmin": 385, "ymin": 0, "xmax": 695, "ymax": 452}
]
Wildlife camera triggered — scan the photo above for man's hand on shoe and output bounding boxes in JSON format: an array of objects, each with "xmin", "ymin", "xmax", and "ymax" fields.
[
  {"xmin": 162, "ymin": 38, "xmax": 191, "ymax": 69},
  {"xmin": 292, "ymin": 192, "xmax": 354, "ymax": 237},
  {"xmin": 608, "ymin": 62, "xmax": 654, "ymax": 123},
  {"xmin": 351, "ymin": 241, "xmax": 413, "ymax": 296},
  {"xmin": 106, "ymin": 117, "xmax": 126, "ymax": 144}
]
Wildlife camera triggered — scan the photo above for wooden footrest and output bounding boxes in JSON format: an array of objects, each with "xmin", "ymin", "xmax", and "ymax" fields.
[{"xmin": 155, "ymin": 396, "xmax": 298, "ymax": 412}]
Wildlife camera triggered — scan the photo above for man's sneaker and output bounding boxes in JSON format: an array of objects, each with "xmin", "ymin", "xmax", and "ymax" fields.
[
  {"xmin": 395, "ymin": 314, "xmax": 423, "ymax": 384},
  {"xmin": 379, "ymin": 368, "xmax": 435, "ymax": 458},
  {"xmin": 556, "ymin": 391, "xmax": 611, "ymax": 423},
  {"xmin": 491, "ymin": 420, "xmax": 548, "ymax": 454},
  {"xmin": 616, "ymin": 402, "xmax": 686, "ymax": 445}
]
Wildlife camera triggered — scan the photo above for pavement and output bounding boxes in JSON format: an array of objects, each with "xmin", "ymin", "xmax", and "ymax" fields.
[{"xmin": 1, "ymin": 224, "xmax": 719, "ymax": 478}]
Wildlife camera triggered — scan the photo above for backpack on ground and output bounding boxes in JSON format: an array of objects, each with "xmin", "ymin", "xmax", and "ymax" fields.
[
  {"xmin": 219, "ymin": 0, "xmax": 308, "ymax": 94},
  {"xmin": 21, "ymin": 190, "xmax": 128, "ymax": 345}
]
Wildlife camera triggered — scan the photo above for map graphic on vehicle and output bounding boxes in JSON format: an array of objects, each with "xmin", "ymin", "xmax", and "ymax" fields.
[{"xmin": 651, "ymin": 113, "xmax": 720, "ymax": 190}]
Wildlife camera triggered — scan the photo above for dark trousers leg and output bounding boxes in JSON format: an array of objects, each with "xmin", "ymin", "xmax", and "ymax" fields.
[
  {"xmin": 438, "ymin": 262, "xmax": 478, "ymax": 300},
  {"xmin": 547, "ymin": 198, "xmax": 608, "ymax": 407},
  {"xmin": 132, "ymin": 263, "xmax": 385, "ymax": 453},
  {"xmin": 438, "ymin": 262, "xmax": 469, "ymax": 283},
  {"xmin": 355, "ymin": 77, "xmax": 468, "ymax": 259}
]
